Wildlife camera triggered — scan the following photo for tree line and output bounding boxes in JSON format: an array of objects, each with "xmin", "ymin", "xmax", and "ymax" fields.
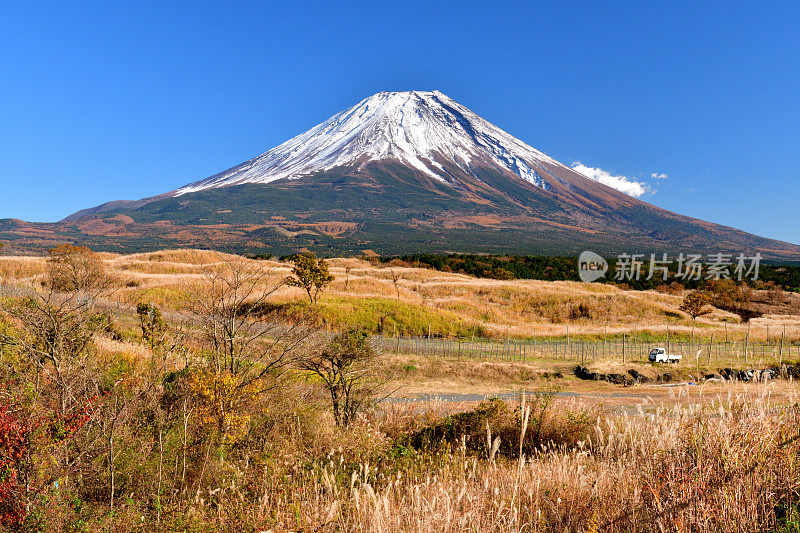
[{"xmin": 376, "ymin": 253, "xmax": 800, "ymax": 292}]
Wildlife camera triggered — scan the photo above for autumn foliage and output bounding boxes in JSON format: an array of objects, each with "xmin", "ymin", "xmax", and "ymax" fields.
[
  {"xmin": 46, "ymin": 244, "xmax": 108, "ymax": 293},
  {"xmin": 188, "ymin": 370, "xmax": 260, "ymax": 445},
  {"xmin": 0, "ymin": 403, "xmax": 26, "ymax": 528},
  {"xmin": 679, "ymin": 290, "xmax": 712, "ymax": 319}
]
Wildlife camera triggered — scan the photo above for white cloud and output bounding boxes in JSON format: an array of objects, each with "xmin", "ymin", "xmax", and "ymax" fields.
[
  {"xmin": 650, "ymin": 172, "xmax": 668, "ymax": 179},
  {"xmin": 571, "ymin": 162, "xmax": 649, "ymax": 198}
]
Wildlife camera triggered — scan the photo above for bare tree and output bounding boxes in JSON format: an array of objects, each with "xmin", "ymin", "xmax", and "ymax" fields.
[
  {"xmin": 188, "ymin": 257, "xmax": 312, "ymax": 389},
  {"xmin": 344, "ymin": 266, "xmax": 352, "ymax": 291},
  {"xmin": 765, "ymin": 281, "xmax": 784, "ymax": 305},
  {"xmin": 295, "ymin": 328, "xmax": 389, "ymax": 427},
  {"xmin": 2, "ymin": 289, "xmax": 102, "ymax": 415},
  {"xmin": 0, "ymin": 245, "xmax": 118, "ymax": 414},
  {"xmin": 184, "ymin": 258, "xmax": 319, "ymax": 450},
  {"xmin": 0, "ymin": 284, "xmax": 108, "ymax": 512},
  {"xmin": 390, "ymin": 270, "xmax": 402, "ymax": 298}
]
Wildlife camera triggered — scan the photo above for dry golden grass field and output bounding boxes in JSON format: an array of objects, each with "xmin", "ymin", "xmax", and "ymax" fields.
[
  {"xmin": 1, "ymin": 249, "xmax": 797, "ymax": 342},
  {"xmin": 3, "ymin": 249, "xmax": 800, "ymax": 532}
]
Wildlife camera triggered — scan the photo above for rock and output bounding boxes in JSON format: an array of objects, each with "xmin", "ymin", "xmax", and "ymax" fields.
[
  {"xmin": 574, "ymin": 365, "xmax": 597, "ymax": 380},
  {"xmin": 784, "ymin": 365, "xmax": 800, "ymax": 379},
  {"xmin": 627, "ymin": 369, "xmax": 650, "ymax": 383},
  {"xmin": 719, "ymin": 368, "xmax": 749, "ymax": 380},
  {"xmin": 573, "ymin": 366, "xmax": 632, "ymax": 385},
  {"xmin": 605, "ymin": 373, "xmax": 630, "ymax": 385},
  {"xmin": 715, "ymin": 367, "xmax": 782, "ymax": 382},
  {"xmin": 743, "ymin": 369, "xmax": 761, "ymax": 382}
]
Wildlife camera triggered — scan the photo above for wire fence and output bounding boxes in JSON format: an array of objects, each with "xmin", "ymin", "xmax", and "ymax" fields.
[
  {"xmin": 371, "ymin": 333, "xmax": 798, "ymax": 366},
  {"xmin": 0, "ymin": 281, "xmax": 36, "ymax": 299},
  {"xmin": 2, "ymin": 280, "xmax": 795, "ymax": 367},
  {"xmin": 0, "ymin": 281, "xmax": 100, "ymax": 307}
]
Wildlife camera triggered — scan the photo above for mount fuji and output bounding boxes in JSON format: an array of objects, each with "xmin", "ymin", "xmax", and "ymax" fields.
[
  {"xmin": 5, "ymin": 90, "xmax": 800, "ymax": 259},
  {"xmin": 173, "ymin": 90, "xmax": 558, "ymax": 194}
]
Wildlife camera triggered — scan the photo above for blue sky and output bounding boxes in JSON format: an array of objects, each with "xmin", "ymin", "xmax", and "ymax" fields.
[{"xmin": 1, "ymin": 1, "xmax": 798, "ymax": 243}]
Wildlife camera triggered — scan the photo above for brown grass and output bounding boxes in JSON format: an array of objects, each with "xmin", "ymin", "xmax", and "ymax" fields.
[
  {"xmin": 0, "ymin": 256, "xmax": 48, "ymax": 280},
  {"xmin": 5, "ymin": 250, "xmax": 800, "ymax": 532},
  {"xmin": 3, "ymin": 250, "xmax": 798, "ymax": 342},
  {"xmin": 180, "ymin": 384, "xmax": 800, "ymax": 532}
]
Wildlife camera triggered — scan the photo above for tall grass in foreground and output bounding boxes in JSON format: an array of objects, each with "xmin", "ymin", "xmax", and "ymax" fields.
[
  {"xmin": 240, "ymin": 388, "xmax": 800, "ymax": 532},
  {"xmin": 14, "ymin": 375, "xmax": 800, "ymax": 531}
]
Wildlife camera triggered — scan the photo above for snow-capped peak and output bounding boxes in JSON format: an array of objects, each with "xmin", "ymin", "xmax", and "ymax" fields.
[{"xmin": 175, "ymin": 90, "xmax": 566, "ymax": 195}]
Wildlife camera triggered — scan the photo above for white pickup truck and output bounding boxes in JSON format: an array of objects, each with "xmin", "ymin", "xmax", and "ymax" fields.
[{"xmin": 649, "ymin": 348, "xmax": 681, "ymax": 363}]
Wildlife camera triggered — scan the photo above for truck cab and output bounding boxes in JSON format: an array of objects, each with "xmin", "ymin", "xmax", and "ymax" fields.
[{"xmin": 649, "ymin": 348, "xmax": 681, "ymax": 363}]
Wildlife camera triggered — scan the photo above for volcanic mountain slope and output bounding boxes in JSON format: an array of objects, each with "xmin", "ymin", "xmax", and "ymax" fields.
[{"xmin": 5, "ymin": 90, "xmax": 800, "ymax": 259}]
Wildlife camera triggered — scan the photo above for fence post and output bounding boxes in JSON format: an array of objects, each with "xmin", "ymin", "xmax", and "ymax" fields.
[
  {"xmin": 708, "ymin": 334, "xmax": 713, "ymax": 364},
  {"xmin": 745, "ymin": 323, "xmax": 750, "ymax": 363},
  {"xmin": 666, "ymin": 324, "xmax": 670, "ymax": 357},
  {"xmin": 470, "ymin": 326, "xmax": 476, "ymax": 358},
  {"xmin": 396, "ymin": 327, "xmax": 401, "ymax": 355},
  {"xmin": 567, "ymin": 325, "xmax": 571, "ymax": 360},
  {"xmin": 603, "ymin": 325, "xmax": 607, "ymax": 359},
  {"xmin": 622, "ymin": 334, "xmax": 626, "ymax": 364}
]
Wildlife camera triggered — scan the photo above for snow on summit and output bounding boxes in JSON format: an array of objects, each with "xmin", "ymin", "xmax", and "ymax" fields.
[{"xmin": 175, "ymin": 90, "xmax": 567, "ymax": 195}]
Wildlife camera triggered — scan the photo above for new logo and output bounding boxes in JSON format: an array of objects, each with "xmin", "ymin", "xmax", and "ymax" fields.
[{"xmin": 578, "ymin": 251, "xmax": 608, "ymax": 282}]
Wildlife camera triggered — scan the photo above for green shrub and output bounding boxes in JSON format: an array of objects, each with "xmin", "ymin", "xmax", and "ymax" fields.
[
  {"xmin": 249, "ymin": 295, "xmax": 484, "ymax": 337},
  {"xmin": 404, "ymin": 393, "xmax": 595, "ymax": 458}
]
